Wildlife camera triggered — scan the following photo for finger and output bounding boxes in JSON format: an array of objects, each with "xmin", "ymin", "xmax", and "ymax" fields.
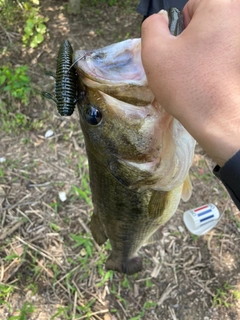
[
  {"xmin": 141, "ymin": 11, "xmax": 174, "ymax": 76},
  {"xmin": 141, "ymin": 11, "xmax": 171, "ymax": 50},
  {"xmin": 141, "ymin": 12, "xmax": 178, "ymax": 105}
]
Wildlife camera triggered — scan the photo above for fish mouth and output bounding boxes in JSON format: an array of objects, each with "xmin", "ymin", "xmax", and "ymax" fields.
[
  {"xmin": 74, "ymin": 39, "xmax": 147, "ymax": 86},
  {"xmin": 74, "ymin": 39, "xmax": 154, "ymax": 106}
]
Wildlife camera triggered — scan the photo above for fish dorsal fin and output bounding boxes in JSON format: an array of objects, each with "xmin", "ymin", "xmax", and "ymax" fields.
[{"xmin": 181, "ymin": 174, "xmax": 192, "ymax": 202}]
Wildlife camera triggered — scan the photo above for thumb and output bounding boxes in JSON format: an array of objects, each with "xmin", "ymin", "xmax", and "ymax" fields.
[
  {"xmin": 141, "ymin": 11, "xmax": 176, "ymax": 104},
  {"xmin": 141, "ymin": 10, "xmax": 172, "ymax": 63},
  {"xmin": 141, "ymin": 10, "xmax": 170, "ymax": 39}
]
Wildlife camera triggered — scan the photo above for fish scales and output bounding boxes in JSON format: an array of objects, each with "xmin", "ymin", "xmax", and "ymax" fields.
[{"xmin": 74, "ymin": 8, "xmax": 195, "ymax": 274}]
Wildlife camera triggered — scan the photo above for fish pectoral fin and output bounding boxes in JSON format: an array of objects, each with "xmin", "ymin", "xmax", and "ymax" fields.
[
  {"xmin": 181, "ymin": 174, "xmax": 192, "ymax": 202},
  {"xmin": 148, "ymin": 190, "xmax": 170, "ymax": 219},
  {"xmin": 148, "ymin": 185, "xmax": 183, "ymax": 220}
]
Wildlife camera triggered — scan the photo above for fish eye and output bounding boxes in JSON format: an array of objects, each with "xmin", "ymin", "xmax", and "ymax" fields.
[{"xmin": 84, "ymin": 104, "xmax": 102, "ymax": 125}]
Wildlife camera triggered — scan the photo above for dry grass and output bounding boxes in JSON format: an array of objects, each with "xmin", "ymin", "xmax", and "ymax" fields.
[{"xmin": 1, "ymin": 0, "xmax": 240, "ymax": 319}]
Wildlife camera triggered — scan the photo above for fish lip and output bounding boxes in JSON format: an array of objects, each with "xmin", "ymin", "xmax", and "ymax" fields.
[{"xmin": 74, "ymin": 38, "xmax": 147, "ymax": 85}]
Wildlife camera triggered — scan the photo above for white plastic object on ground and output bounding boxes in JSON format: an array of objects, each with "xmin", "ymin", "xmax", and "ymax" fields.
[{"xmin": 183, "ymin": 204, "xmax": 220, "ymax": 236}]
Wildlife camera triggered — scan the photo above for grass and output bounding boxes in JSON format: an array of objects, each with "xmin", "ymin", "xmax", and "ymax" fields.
[
  {"xmin": 129, "ymin": 301, "xmax": 157, "ymax": 320},
  {"xmin": 212, "ymin": 283, "xmax": 240, "ymax": 308},
  {"xmin": 1, "ymin": 0, "xmax": 240, "ymax": 319},
  {"xmin": 0, "ymin": 64, "xmax": 35, "ymax": 133},
  {"xmin": 230, "ymin": 215, "xmax": 240, "ymax": 229},
  {"xmin": 0, "ymin": 284, "xmax": 15, "ymax": 301},
  {"xmin": 8, "ymin": 302, "xmax": 35, "ymax": 320}
]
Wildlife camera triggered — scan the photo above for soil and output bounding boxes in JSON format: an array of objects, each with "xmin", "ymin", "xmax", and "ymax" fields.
[{"xmin": 1, "ymin": 1, "xmax": 240, "ymax": 319}]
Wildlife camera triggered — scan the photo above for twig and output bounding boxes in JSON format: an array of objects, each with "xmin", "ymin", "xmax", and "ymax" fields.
[
  {"xmin": 0, "ymin": 219, "xmax": 25, "ymax": 241},
  {"xmin": 72, "ymin": 280, "xmax": 84, "ymax": 299},
  {"xmin": 0, "ymin": 22, "xmax": 12, "ymax": 43},
  {"xmin": 75, "ymin": 285, "xmax": 106, "ymax": 307},
  {"xmin": 54, "ymin": 265, "xmax": 80, "ymax": 286},
  {"xmin": 75, "ymin": 309, "xmax": 109, "ymax": 320},
  {"xmin": 15, "ymin": 236, "xmax": 63, "ymax": 269},
  {"xmin": 36, "ymin": 158, "xmax": 74, "ymax": 174},
  {"xmin": 169, "ymin": 306, "xmax": 178, "ymax": 320},
  {"xmin": 27, "ymin": 182, "xmax": 53, "ymax": 188},
  {"xmin": 158, "ymin": 284, "xmax": 177, "ymax": 306},
  {"xmin": 3, "ymin": 194, "xmax": 31, "ymax": 211},
  {"xmin": 116, "ymin": 299, "xmax": 128, "ymax": 317},
  {"xmin": 27, "ymin": 250, "xmax": 54, "ymax": 278},
  {"xmin": 191, "ymin": 279, "xmax": 214, "ymax": 297},
  {"xmin": 72, "ymin": 290, "xmax": 78, "ymax": 320},
  {"xmin": 0, "ymin": 260, "xmax": 4, "ymax": 282}
]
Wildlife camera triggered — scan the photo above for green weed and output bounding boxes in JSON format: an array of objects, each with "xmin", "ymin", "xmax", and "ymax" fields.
[
  {"xmin": 0, "ymin": 283, "xmax": 15, "ymax": 300},
  {"xmin": 96, "ymin": 270, "xmax": 114, "ymax": 287},
  {"xmin": 212, "ymin": 282, "xmax": 240, "ymax": 308},
  {"xmin": 50, "ymin": 264, "xmax": 61, "ymax": 283},
  {"xmin": 8, "ymin": 302, "xmax": 35, "ymax": 320},
  {"xmin": 26, "ymin": 283, "xmax": 38, "ymax": 295},
  {"xmin": 0, "ymin": 65, "xmax": 32, "ymax": 106},
  {"xmin": 121, "ymin": 275, "xmax": 131, "ymax": 289},
  {"xmin": 191, "ymin": 234, "xmax": 199, "ymax": 242},
  {"xmin": 0, "ymin": 64, "xmax": 34, "ymax": 132},
  {"xmin": 145, "ymin": 278, "xmax": 153, "ymax": 288},
  {"xmin": 71, "ymin": 156, "xmax": 92, "ymax": 205},
  {"xmin": 129, "ymin": 301, "xmax": 157, "ymax": 320},
  {"xmin": 76, "ymin": 298, "xmax": 96, "ymax": 319},
  {"xmin": 50, "ymin": 306, "xmax": 71, "ymax": 320},
  {"xmin": 230, "ymin": 215, "xmax": 240, "ymax": 229},
  {"xmin": 49, "ymin": 200, "xmax": 62, "ymax": 213},
  {"xmin": 71, "ymin": 233, "xmax": 93, "ymax": 257},
  {"xmin": 71, "ymin": 184, "xmax": 92, "ymax": 206},
  {"xmin": 49, "ymin": 222, "xmax": 61, "ymax": 232},
  {"xmin": 0, "ymin": 0, "xmax": 23, "ymax": 31},
  {"xmin": 22, "ymin": 2, "xmax": 48, "ymax": 48}
]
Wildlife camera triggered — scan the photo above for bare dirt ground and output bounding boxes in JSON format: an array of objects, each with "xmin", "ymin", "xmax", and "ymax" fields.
[{"xmin": 1, "ymin": 1, "xmax": 240, "ymax": 319}]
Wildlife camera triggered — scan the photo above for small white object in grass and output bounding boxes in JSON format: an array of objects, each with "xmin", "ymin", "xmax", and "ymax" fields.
[
  {"xmin": 59, "ymin": 191, "xmax": 67, "ymax": 202},
  {"xmin": 183, "ymin": 204, "xmax": 220, "ymax": 236},
  {"xmin": 45, "ymin": 129, "xmax": 54, "ymax": 138},
  {"xmin": 178, "ymin": 226, "xmax": 184, "ymax": 233},
  {"xmin": 0, "ymin": 157, "xmax": 6, "ymax": 163}
]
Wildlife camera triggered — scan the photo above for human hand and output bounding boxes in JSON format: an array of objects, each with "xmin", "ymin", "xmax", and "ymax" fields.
[{"xmin": 141, "ymin": 0, "xmax": 240, "ymax": 167}]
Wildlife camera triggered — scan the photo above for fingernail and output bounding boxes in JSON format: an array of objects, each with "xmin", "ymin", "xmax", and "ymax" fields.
[{"xmin": 158, "ymin": 9, "xmax": 169, "ymax": 22}]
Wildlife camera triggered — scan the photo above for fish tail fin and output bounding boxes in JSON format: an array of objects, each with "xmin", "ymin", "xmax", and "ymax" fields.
[{"xmin": 106, "ymin": 254, "xmax": 143, "ymax": 275}]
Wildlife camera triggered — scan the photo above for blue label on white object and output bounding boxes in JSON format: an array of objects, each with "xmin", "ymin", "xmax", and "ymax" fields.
[{"xmin": 183, "ymin": 203, "xmax": 220, "ymax": 235}]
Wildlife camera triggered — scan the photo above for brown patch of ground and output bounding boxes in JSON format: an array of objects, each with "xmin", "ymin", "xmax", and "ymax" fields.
[{"xmin": 1, "ymin": 1, "xmax": 240, "ymax": 319}]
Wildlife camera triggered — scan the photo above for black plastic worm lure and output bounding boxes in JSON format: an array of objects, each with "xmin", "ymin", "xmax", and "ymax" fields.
[{"xmin": 42, "ymin": 40, "xmax": 77, "ymax": 116}]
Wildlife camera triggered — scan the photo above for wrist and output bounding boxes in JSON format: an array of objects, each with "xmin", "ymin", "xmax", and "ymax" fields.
[{"xmin": 197, "ymin": 121, "xmax": 240, "ymax": 167}]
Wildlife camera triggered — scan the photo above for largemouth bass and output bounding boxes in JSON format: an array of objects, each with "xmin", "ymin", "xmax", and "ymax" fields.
[{"xmin": 74, "ymin": 8, "xmax": 195, "ymax": 274}]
